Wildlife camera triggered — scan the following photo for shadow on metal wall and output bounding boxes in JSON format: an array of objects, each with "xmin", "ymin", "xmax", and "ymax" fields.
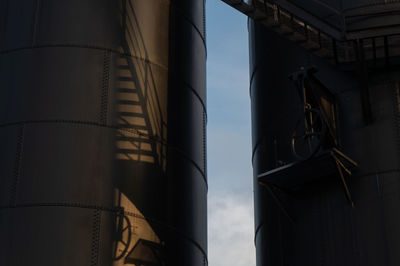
[{"xmin": 112, "ymin": 1, "xmax": 168, "ymax": 265}]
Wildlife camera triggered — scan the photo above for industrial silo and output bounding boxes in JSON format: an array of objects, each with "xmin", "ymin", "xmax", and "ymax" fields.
[
  {"xmin": 222, "ymin": 0, "xmax": 400, "ymax": 265},
  {"xmin": 0, "ymin": 0, "xmax": 207, "ymax": 265}
]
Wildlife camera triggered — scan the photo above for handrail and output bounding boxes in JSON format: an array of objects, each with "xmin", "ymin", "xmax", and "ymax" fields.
[
  {"xmin": 271, "ymin": 0, "xmax": 345, "ymax": 37},
  {"xmin": 223, "ymin": 0, "xmax": 400, "ymax": 68},
  {"xmin": 343, "ymin": 0, "xmax": 400, "ymax": 12},
  {"xmin": 276, "ymin": 0, "xmax": 400, "ymax": 14},
  {"xmin": 277, "ymin": 0, "xmax": 341, "ymax": 15},
  {"xmin": 232, "ymin": 0, "xmax": 400, "ymax": 40}
]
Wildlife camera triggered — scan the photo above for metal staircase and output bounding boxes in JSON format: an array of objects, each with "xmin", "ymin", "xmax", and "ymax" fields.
[{"xmin": 222, "ymin": 0, "xmax": 400, "ymax": 68}]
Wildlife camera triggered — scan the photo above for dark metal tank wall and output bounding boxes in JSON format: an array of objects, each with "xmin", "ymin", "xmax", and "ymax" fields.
[
  {"xmin": 166, "ymin": 0, "xmax": 207, "ymax": 265},
  {"xmin": 0, "ymin": 0, "xmax": 207, "ymax": 266},
  {"xmin": 249, "ymin": 20, "xmax": 400, "ymax": 266},
  {"xmin": 113, "ymin": 0, "xmax": 171, "ymax": 265},
  {"xmin": 0, "ymin": 1, "xmax": 120, "ymax": 265}
]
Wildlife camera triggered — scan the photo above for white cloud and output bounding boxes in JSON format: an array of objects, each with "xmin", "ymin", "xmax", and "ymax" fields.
[
  {"xmin": 206, "ymin": 1, "xmax": 255, "ymax": 265},
  {"xmin": 208, "ymin": 193, "xmax": 256, "ymax": 266}
]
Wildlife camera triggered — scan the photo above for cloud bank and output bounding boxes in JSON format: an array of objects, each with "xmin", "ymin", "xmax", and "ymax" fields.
[{"xmin": 208, "ymin": 194, "xmax": 256, "ymax": 266}]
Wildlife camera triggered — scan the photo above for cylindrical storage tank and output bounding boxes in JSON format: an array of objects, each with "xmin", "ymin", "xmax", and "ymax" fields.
[
  {"xmin": 166, "ymin": 0, "xmax": 208, "ymax": 265},
  {"xmin": 250, "ymin": 19, "xmax": 400, "ymax": 266},
  {"xmin": 0, "ymin": 1, "xmax": 207, "ymax": 266},
  {"xmin": 249, "ymin": 20, "xmax": 306, "ymax": 266}
]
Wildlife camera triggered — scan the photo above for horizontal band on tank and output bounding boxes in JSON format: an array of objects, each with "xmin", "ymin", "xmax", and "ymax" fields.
[
  {"xmin": 172, "ymin": 6, "xmax": 207, "ymax": 56},
  {"xmin": 249, "ymin": 64, "xmax": 260, "ymax": 99},
  {"xmin": 252, "ymin": 171, "xmax": 400, "ymax": 242},
  {"xmin": 254, "ymin": 221, "xmax": 265, "ymax": 245},
  {"xmin": 0, "ymin": 44, "xmax": 206, "ymax": 116},
  {"xmin": 173, "ymin": 76, "xmax": 208, "ymax": 121},
  {"xmin": 250, "ymin": 61, "xmax": 279, "ymax": 99},
  {"xmin": 251, "ymin": 132, "xmax": 306, "ymax": 165},
  {"xmin": 0, "ymin": 202, "xmax": 116, "ymax": 212},
  {"xmin": 0, "ymin": 202, "xmax": 207, "ymax": 263},
  {"xmin": 354, "ymin": 169, "xmax": 400, "ymax": 178},
  {"xmin": 251, "ymin": 135, "xmax": 265, "ymax": 166},
  {"xmin": 169, "ymin": 147, "xmax": 208, "ymax": 188},
  {"xmin": 0, "ymin": 44, "xmax": 168, "ymax": 70},
  {"xmin": 0, "ymin": 119, "xmax": 207, "ymax": 187},
  {"xmin": 170, "ymin": 233, "xmax": 209, "ymax": 266}
]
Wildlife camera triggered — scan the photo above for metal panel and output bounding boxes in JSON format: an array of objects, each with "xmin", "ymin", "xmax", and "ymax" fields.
[
  {"xmin": 166, "ymin": 150, "xmax": 208, "ymax": 250},
  {"xmin": 0, "ymin": 207, "xmax": 113, "ymax": 266},
  {"xmin": 249, "ymin": 19, "xmax": 400, "ymax": 266},
  {"xmin": 166, "ymin": 1, "xmax": 208, "ymax": 265},
  {"xmin": 170, "ymin": 14, "xmax": 207, "ymax": 104},
  {"xmin": 167, "ymin": 87, "xmax": 207, "ymax": 175},
  {"xmin": 173, "ymin": 0, "xmax": 206, "ymax": 41},
  {"xmin": 16, "ymin": 123, "xmax": 115, "ymax": 207},
  {"xmin": 0, "ymin": 48, "xmax": 108, "ymax": 124},
  {"xmin": 36, "ymin": 0, "xmax": 121, "ymax": 50},
  {"xmin": 1, "ymin": 0, "xmax": 121, "ymax": 51},
  {"xmin": 1, "ymin": 0, "xmax": 37, "ymax": 50},
  {"xmin": 123, "ymin": 0, "xmax": 170, "ymax": 68},
  {"xmin": 0, "ymin": 126, "xmax": 21, "ymax": 207},
  {"xmin": 0, "ymin": 1, "xmax": 207, "ymax": 266}
]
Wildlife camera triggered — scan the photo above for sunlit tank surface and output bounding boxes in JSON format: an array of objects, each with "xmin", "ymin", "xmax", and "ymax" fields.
[
  {"xmin": 250, "ymin": 18, "xmax": 400, "ymax": 266},
  {"xmin": 0, "ymin": 0, "xmax": 207, "ymax": 265}
]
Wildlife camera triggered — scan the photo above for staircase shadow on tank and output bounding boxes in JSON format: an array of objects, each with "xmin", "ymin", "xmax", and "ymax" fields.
[{"xmin": 112, "ymin": 1, "xmax": 168, "ymax": 265}]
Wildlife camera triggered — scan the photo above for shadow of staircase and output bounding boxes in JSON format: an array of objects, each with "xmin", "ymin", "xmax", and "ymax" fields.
[
  {"xmin": 115, "ymin": 0, "xmax": 167, "ymax": 170},
  {"xmin": 115, "ymin": 55, "xmax": 159, "ymax": 165}
]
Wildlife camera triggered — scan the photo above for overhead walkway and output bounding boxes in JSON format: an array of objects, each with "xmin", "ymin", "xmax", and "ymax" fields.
[{"xmin": 222, "ymin": 0, "xmax": 400, "ymax": 68}]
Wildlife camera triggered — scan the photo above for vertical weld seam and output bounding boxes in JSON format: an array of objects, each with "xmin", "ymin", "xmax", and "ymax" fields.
[
  {"xmin": 393, "ymin": 81, "xmax": 400, "ymax": 169},
  {"xmin": 203, "ymin": 111, "xmax": 207, "ymax": 176},
  {"xmin": 90, "ymin": 209, "xmax": 102, "ymax": 266},
  {"xmin": 100, "ymin": 51, "xmax": 111, "ymax": 124},
  {"xmin": 202, "ymin": 0, "xmax": 206, "ymax": 42},
  {"xmin": 10, "ymin": 125, "xmax": 25, "ymax": 206},
  {"xmin": 31, "ymin": 0, "xmax": 41, "ymax": 46}
]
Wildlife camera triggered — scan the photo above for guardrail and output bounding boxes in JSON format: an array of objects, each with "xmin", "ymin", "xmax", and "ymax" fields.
[{"xmin": 222, "ymin": 0, "xmax": 400, "ymax": 68}]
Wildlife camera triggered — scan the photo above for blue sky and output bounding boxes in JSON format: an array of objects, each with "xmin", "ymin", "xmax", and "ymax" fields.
[{"xmin": 206, "ymin": 1, "xmax": 255, "ymax": 265}]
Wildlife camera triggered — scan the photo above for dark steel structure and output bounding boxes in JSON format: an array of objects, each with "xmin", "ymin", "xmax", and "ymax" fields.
[
  {"xmin": 0, "ymin": 0, "xmax": 207, "ymax": 265},
  {"xmin": 223, "ymin": 0, "xmax": 400, "ymax": 265}
]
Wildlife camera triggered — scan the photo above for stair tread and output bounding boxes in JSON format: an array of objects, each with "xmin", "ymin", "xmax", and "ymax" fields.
[
  {"xmin": 118, "ymin": 88, "xmax": 139, "ymax": 93},
  {"xmin": 118, "ymin": 124, "xmax": 149, "ymax": 130},
  {"xmin": 116, "ymin": 136, "xmax": 154, "ymax": 143},
  {"xmin": 117, "ymin": 100, "xmax": 141, "ymax": 105},
  {"xmin": 118, "ymin": 111, "xmax": 145, "ymax": 117},
  {"xmin": 118, "ymin": 76, "xmax": 135, "ymax": 82},
  {"xmin": 116, "ymin": 148, "xmax": 156, "ymax": 156}
]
